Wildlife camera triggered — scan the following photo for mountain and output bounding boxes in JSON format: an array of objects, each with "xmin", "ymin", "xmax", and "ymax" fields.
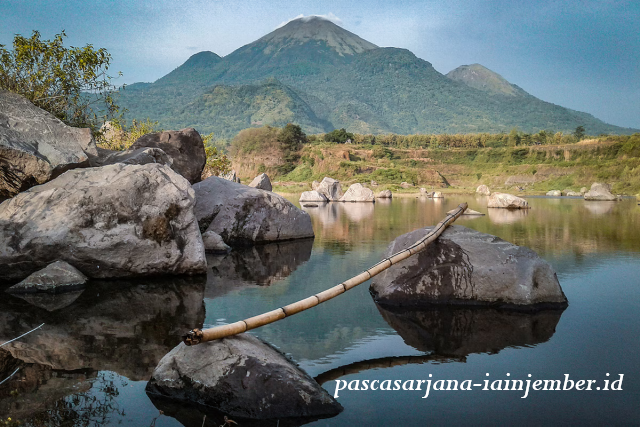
[
  {"xmin": 446, "ymin": 64, "xmax": 529, "ymax": 97},
  {"xmin": 116, "ymin": 17, "xmax": 637, "ymax": 138}
]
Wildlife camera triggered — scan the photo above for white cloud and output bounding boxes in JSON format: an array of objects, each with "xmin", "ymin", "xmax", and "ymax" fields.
[{"xmin": 276, "ymin": 13, "xmax": 343, "ymax": 29}]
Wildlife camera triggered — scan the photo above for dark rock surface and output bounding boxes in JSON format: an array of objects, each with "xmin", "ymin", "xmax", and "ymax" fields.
[
  {"xmin": 0, "ymin": 163, "xmax": 206, "ymax": 281},
  {"xmin": 131, "ymin": 127, "xmax": 206, "ymax": 184},
  {"xmin": 146, "ymin": 335, "xmax": 343, "ymax": 419},
  {"xmin": 0, "ymin": 90, "xmax": 97, "ymax": 198},
  {"xmin": 376, "ymin": 304, "xmax": 564, "ymax": 357},
  {"xmin": 370, "ymin": 225, "xmax": 567, "ymax": 309},
  {"xmin": 193, "ymin": 176, "xmax": 314, "ymax": 247},
  {"xmin": 89, "ymin": 146, "xmax": 173, "ymax": 168}
]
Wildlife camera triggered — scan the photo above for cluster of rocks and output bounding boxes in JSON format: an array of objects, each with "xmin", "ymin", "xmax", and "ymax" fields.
[
  {"xmin": 1, "ymin": 91, "xmax": 313, "ymax": 287},
  {"xmin": 301, "ymin": 177, "xmax": 381, "ymax": 203}
]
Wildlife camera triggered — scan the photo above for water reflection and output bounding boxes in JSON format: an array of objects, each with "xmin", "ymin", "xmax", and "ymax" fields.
[
  {"xmin": 205, "ymin": 239, "xmax": 314, "ymax": 299},
  {"xmin": 583, "ymin": 201, "xmax": 616, "ymax": 215},
  {"xmin": 487, "ymin": 207, "xmax": 529, "ymax": 224},
  {"xmin": 376, "ymin": 304, "xmax": 564, "ymax": 357},
  {"xmin": 149, "ymin": 395, "xmax": 330, "ymax": 427}
]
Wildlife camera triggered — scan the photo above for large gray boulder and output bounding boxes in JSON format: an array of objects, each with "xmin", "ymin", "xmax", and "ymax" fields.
[
  {"xmin": 131, "ymin": 128, "xmax": 205, "ymax": 184},
  {"xmin": 6, "ymin": 260, "xmax": 87, "ymax": 294},
  {"xmin": 0, "ymin": 90, "xmax": 97, "ymax": 199},
  {"xmin": 89, "ymin": 146, "xmax": 173, "ymax": 168},
  {"xmin": 194, "ymin": 176, "xmax": 314, "ymax": 247},
  {"xmin": 146, "ymin": 335, "xmax": 343, "ymax": 420},
  {"xmin": 487, "ymin": 192, "xmax": 530, "ymax": 209},
  {"xmin": 316, "ymin": 177, "xmax": 342, "ymax": 201},
  {"xmin": 546, "ymin": 190, "xmax": 562, "ymax": 197},
  {"xmin": 248, "ymin": 172, "xmax": 272, "ymax": 191},
  {"xmin": 584, "ymin": 182, "xmax": 616, "ymax": 201},
  {"xmin": 339, "ymin": 183, "xmax": 375, "ymax": 202},
  {"xmin": 0, "ymin": 163, "xmax": 206, "ymax": 281},
  {"xmin": 476, "ymin": 185, "xmax": 491, "ymax": 196},
  {"xmin": 299, "ymin": 190, "xmax": 328, "ymax": 203},
  {"xmin": 370, "ymin": 225, "xmax": 567, "ymax": 309}
]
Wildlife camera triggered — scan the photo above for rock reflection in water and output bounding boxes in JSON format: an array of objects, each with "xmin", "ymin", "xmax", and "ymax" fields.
[
  {"xmin": 339, "ymin": 202, "xmax": 375, "ymax": 222},
  {"xmin": 376, "ymin": 304, "xmax": 564, "ymax": 357},
  {"xmin": 488, "ymin": 207, "xmax": 529, "ymax": 224},
  {"xmin": 302, "ymin": 203, "xmax": 339, "ymax": 225},
  {"xmin": 583, "ymin": 201, "xmax": 616, "ymax": 215},
  {"xmin": 205, "ymin": 238, "xmax": 313, "ymax": 299},
  {"xmin": 149, "ymin": 395, "xmax": 330, "ymax": 427}
]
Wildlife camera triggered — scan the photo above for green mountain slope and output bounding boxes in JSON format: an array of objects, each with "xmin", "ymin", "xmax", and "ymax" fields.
[{"xmin": 117, "ymin": 17, "xmax": 637, "ymax": 136}]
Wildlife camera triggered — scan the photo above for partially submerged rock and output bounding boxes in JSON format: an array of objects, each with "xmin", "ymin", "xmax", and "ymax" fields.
[
  {"xmin": 316, "ymin": 177, "xmax": 342, "ymax": 201},
  {"xmin": 584, "ymin": 182, "xmax": 616, "ymax": 201},
  {"xmin": 565, "ymin": 191, "xmax": 582, "ymax": 197},
  {"xmin": 0, "ymin": 90, "xmax": 96, "ymax": 199},
  {"xmin": 6, "ymin": 261, "xmax": 87, "ymax": 294},
  {"xmin": 146, "ymin": 335, "xmax": 342, "ymax": 420},
  {"xmin": 370, "ymin": 225, "xmax": 567, "ymax": 309},
  {"xmin": 487, "ymin": 192, "xmax": 530, "ymax": 209},
  {"xmin": 194, "ymin": 176, "xmax": 314, "ymax": 247},
  {"xmin": 299, "ymin": 190, "xmax": 328, "ymax": 203},
  {"xmin": 248, "ymin": 173, "xmax": 272, "ymax": 191},
  {"xmin": 339, "ymin": 183, "xmax": 375, "ymax": 202},
  {"xmin": 476, "ymin": 185, "xmax": 491, "ymax": 196},
  {"xmin": 377, "ymin": 189, "xmax": 392, "ymax": 199},
  {"xmin": 131, "ymin": 128, "xmax": 206, "ymax": 184},
  {"xmin": 432, "ymin": 191, "xmax": 444, "ymax": 198},
  {"xmin": 400, "ymin": 182, "xmax": 412, "ymax": 188},
  {"xmin": 202, "ymin": 231, "xmax": 231, "ymax": 254},
  {"xmin": 546, "ymin": 190, "xmax": 562, "ymax": 197},
  {"xmin": 0, "ymin": 163, "xmax": 207, "ymax": 281}
]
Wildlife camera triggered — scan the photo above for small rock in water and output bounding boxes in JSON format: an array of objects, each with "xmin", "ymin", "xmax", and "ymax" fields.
[
  {"xmin": 146, "ymin": 335, "xmax": 343, "ymax": 420},
  {"xmin": 476, "ymin": 185, "xmax": 491, "ymax": 196},
  {"xmin": 339, "ymin": 183, "xmax": 375, "ymax": 202},
  {"xmin": 6, "ymin": 260, "xmax": 87, "ymax": 294},
  {"xmin": 584, "ymin": 182, "xmax": 616, "ymax": 201},
  {"xmin": 299, "ymin": 190, "xmax": 328, "ymax": 203},
  {"xmin": 202, "ymin": 231, "xmax": 231, "ymax": 254},
  {"xmin": 302, "ymin": 203, "xmax": 319, "ymax": 208},
  {"xmin": 377, "ymin": 189, "xmax": 393, "ymax": 199},
  {"xmin": 487, "ymin": 192, "xmax": 530, "ymax": 209}
]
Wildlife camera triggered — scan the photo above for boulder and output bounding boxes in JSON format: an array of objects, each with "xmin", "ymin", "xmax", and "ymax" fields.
[
  {"xmin": 377, "ymin": 189, "xmax": 393, "ymax": 199},
  {"xmin": 131, "ymin": 128, "xmax": 206, "ymax": 184},
  {"xmin": 561, "ymin": 189, "xmax": 573, "ymax": 196},
  {"xmin": 432, "ymin": 191, "xmax": 444, "ymax": 198},
  {"xmin": 370, "ymin": 225, "xmax": 567, "ymax": 309},
  {"xmin": 316, "ymin": 177, "xmax": 342, "ymax": 201},
  {"xmin": 584, "ymin": 182, "xmax": 616, "ymax": 201},
  {"xmin": 0, "ymin": 163, "xmax": 207, "ymax": 281},
  {"xmin": 299, "ymin": 191, "xmax": 328, "ymax": 203},
  {"xmin": 419, "ymin": 187, "xmax": 429, "ymax": 195},
  {"xmin": 476, "ymin": 185, "xmax": 491, "ymax": 196},
  {"xmin": 202, "ymin": 231, "xmax": 231, "ymax": 254},
  {"xmin": 6, "ymin": 261, "xmax": 87, "ymax": 294},
  {"xmin": 248, "ymin": 173, "xmax": 272, "ymax": 191},
  {"xmin": 194, "ymin": 176, "xmax": 314, "ymax": 247},
  {"xmin": 339, "ymin": 183, "xmax": 375, "ymax": 202},
  {"xmin": 311, "ymin": 180, "xmax": 320, "ymax": 191},
  {"xmin": 487, "ymin": 192, "xmax": 530, "ymax": 209},
  {"xmin": 566, "ymin": 191, "xmax": 582, "ymax": 197},
  {"xmin": 89, "ymin": 146, "xmax": 173, "ymax": 168},
  {"xmin": 546, "ymin": 190, "xmax": 562, "ymax": 197},
  {"xmin": 146, "ymin": 335, "xmax": 343, "ymax": 420},
  {"xmin": 580, "ymin": 187, "xmax": 588, "ymax": 194},
  {"xmin": 0, "ymin": 90, "xmax": 97, "ymax": 199},
  {"xmin": 400, "ymin": 182, "xmax": 413, "ymax": 189}
]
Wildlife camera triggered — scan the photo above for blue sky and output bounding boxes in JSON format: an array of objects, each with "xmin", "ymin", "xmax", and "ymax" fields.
[{"xmin": 1, "ymin": 0, "xmax": 639, "ymax": 129}]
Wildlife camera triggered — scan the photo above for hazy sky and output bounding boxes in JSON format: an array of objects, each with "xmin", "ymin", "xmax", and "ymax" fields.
[{"xmin": 1, "ymin": 0, "xmax": 639, "ymax": 129}]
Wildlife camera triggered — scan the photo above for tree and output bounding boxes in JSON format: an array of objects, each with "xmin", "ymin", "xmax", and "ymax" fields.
[
  {"xmin": 0, "ymin": 30, "xmax": 121, "ymax": 133},
  {"xmin": 277, "ymin": 123, "xmax": 307, "ymax": 174},
  {"xmin": 324, "ymin": 128, "xmax": 354, "ymax": 144},
  {"xmin": 573, "ymin": 125, "xmax": 585, "ymax": 141}
]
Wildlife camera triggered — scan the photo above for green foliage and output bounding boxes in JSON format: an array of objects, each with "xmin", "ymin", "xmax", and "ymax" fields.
[
  {"xmin": 202, "ymin": 132, "xmax": 232, "ymax": 177},
  {"xmin": 324, "ymin": 128, "xmax": 354, "ymax": 143},
  {"xmin": 0, "ymin": 30, "xmax": 121, "ymax": 133},
  {"xmin": 574, "ymin": 125, "xmax": 586, "ymax": 140},
  {"xmin": 230, "ymin": 126, "xmax": 279, "ymax": 155},
  {"xmin": 98, "ymin": 118, "xmax": 160, "ymax": 151},
  {"xmin": 372, "ymin": 146, "xmax": 394, "ymax": 159}
]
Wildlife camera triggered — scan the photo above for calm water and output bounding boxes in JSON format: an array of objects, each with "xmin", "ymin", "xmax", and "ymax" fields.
[{"xmin": 1, "ymin": 195, "xmax": 639, "ymax": 425}]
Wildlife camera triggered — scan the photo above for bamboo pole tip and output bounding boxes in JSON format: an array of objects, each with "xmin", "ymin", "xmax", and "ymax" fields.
[{"xmin": 183, "ymin": 328, "xmax": 203, "ymax": 346}]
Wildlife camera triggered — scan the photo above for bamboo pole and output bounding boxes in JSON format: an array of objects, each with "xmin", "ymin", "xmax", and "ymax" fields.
[{"xmin": 183, "ymin": 202, "xmax": 468, "ymax": 345}]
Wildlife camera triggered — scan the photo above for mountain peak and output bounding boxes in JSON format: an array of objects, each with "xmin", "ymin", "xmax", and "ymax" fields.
[
  {"xmin": 446, "ymin": 64, "xmax": 528, "ymax": 97},
  {"xmin": 257, "ymin": 16, "xmax": 378, "ymax": 56}
]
